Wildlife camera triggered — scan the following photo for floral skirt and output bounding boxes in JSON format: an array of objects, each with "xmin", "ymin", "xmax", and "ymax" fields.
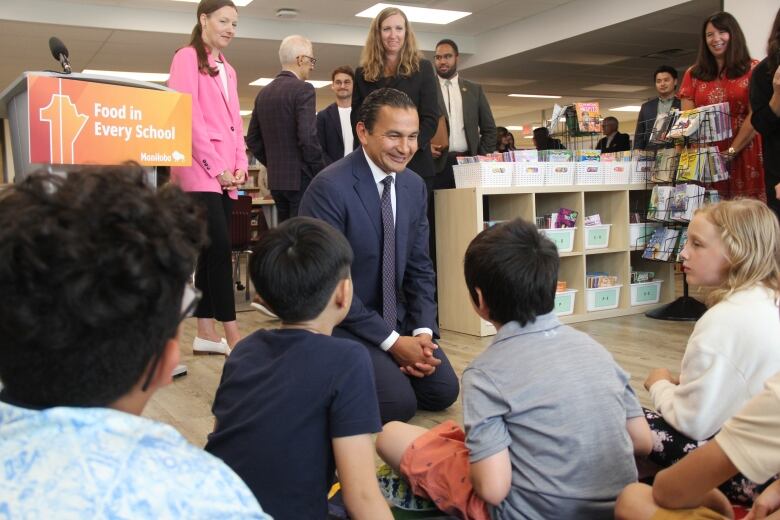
[{"xmin": 644, "ymin": 408, "xmax": 775, "ymax": 506}]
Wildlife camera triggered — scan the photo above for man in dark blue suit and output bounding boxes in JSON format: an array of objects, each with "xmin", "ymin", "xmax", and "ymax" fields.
[
  {"xmin": 300, "ymin": 88, "xmax": 459, "ymax": 423},
  {"xmin": 633, "ymin": 65, "xmax": 681, "ymax": 150},
  {"xmin": 316, "ymin": 66, "xmax": 357, "ymax": 168}
]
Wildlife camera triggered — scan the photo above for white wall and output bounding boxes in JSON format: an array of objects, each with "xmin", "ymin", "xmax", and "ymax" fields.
[{"xmin": 725, "ymin": 0, "xmax": 780, "ymax": 60}]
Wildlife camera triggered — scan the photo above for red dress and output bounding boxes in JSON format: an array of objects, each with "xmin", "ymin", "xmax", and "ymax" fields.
[{"xmin": 679, "ymin": 61, "xmax": 765, "ymax": 201}]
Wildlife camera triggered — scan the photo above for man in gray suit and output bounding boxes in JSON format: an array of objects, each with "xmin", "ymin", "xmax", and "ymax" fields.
[{"xmin": 432, "ymin": 38, "xmax": 497, "ymax": 189}]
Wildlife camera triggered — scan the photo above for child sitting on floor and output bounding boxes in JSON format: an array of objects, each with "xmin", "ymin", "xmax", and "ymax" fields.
[
  {"xmin": 616, "ymin": 369, "xmax": 780, "ymax": 519},
  {"xmin": 376, "ymin": 218, "xmax": 652, "ymax": 519},
  {"xmin": 205, "ymin": 217, "xmax": 391, "ymax": 520},
  {"xmin": 642, "ymin": 199, "xmax": 780, "ymax": 504}
]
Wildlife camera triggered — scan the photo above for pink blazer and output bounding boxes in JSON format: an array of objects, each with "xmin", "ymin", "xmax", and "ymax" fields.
[{"xmin": 168, "ymin": 46, "xmax": 247, "ymax": 198}]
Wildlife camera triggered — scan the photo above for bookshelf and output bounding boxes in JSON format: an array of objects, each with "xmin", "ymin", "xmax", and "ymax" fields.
[{"xmin": 434, "ymin": 184, "xmax": 676, "ymax": 336}]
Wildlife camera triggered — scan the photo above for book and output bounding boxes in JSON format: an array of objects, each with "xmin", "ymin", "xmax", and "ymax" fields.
[
  {"xmin": 648, "ymin": 185, "xmax": 674, "ymax": 221},
  {"xmin": 653, "ymin": 148, "xmax": 680, "ymax": 182},
  {"xmin": 642, "ymin": 227, "xmax": 681, "ymax": 261},
  {"xmin": 668, "ymin": 109, "xmax": 701, "ymax": 139},
  {"xmin": 575, "ymin": 102, "xmax": 601, "ymax": 132},
  {"xmin": 649, "ymin": 109, "xmax": 677, "ymax": 143}
]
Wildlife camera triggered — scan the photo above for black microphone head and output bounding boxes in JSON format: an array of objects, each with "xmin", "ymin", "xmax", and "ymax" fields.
[{"xmin": 49, "ymin": 37, "xmax": 69, "ymax": 60}]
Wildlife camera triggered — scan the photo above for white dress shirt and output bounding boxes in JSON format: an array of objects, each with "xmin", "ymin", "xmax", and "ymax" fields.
[
  {"xmin": 214, "ymin": 60, "xmax": 229, "ymax": 101},
  {"xmin": 362, "ymin": 149, "xmax": 433, "ymax": 350},
  {"xmin": 438, "ymin": 74, "xmax": 468, "ymax": 153},
  {"xmin": 337, "ymin": 106, "xmax": 354, "ymax": 157}
]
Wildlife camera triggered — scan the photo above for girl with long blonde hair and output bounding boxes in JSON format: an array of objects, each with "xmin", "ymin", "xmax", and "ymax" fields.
[{"xmin": 643, "ymin": 199, "xmax": 780, "ymax": 504}]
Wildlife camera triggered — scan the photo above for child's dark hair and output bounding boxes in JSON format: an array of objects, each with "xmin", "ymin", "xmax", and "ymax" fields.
[
  {"xmin": 0, "ymin": 164, "xmax": 205, "ymax": 407},
  {"xmin": 464, "ymin": 218, "xmax": 559, "ymax": 326},
  {"xmin": 250, "ymin": 217, "xmax": 353, "ymax": 322}
]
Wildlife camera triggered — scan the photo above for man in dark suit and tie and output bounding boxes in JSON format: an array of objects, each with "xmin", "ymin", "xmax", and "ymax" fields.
[
  {"xmin": 431, "ymin": 38, "xmax": 497, "ymax": 189},
  {"xmin": 633, "ymin": 65, "xmax": 681, "ymax": 150},
  {"xmin": 246, "ymin": 35, "xmax": 324, "ymax": 222},
  {"xmin": 596, "ymin": 116, "xmax": 631, "ymax": 153},
  {"xmin": 317, "ymin": 66, "xmax": 356, "ymax": 168},
  {"xmin": 300, "ymin": 88, "xmax": 459, "ymax": 424}
]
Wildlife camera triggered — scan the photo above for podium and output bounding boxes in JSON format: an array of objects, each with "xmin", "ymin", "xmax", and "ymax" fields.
[{"xmin": 0, "ymin": 71, "xmax": 192, "ymax": 185}]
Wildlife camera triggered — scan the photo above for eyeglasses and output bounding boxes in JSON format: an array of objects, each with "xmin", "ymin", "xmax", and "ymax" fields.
[
  {"xmin": 141, "ymin": 282, "xmax": 202, "ymax": 392},
  {"xmin": 298, "ymin": 55, "xmax": 317, "ymax": 66}
]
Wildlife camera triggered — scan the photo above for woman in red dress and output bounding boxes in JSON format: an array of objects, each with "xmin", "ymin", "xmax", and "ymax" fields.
[{"xmin": 679, "ymin": 11, "xmax": 764, "ymax": 201}]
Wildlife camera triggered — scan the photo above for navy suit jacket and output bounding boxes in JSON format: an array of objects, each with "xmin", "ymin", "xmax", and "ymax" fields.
[
  {"xmin": 634, "ymin": 97, "xmax": 682, "ymax": 150},
  {"xmin": 246, "ymin": 70, "xmax": 325, "ymax": 191},
  {"xmin": 299, "ymin": 149, "xmax": 438, "ymax": 346},
  {"xmin": 316, "ymin": 103, "xmax": 356, "ymax": 167}
]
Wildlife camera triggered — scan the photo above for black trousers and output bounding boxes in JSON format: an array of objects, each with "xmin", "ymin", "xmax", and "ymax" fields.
[
  {"xmin": 191, "ymin": 192, "xmax": 235, "ymax": 322},
  {"xmin": 271, "ymin": 189, "xmax": 304, "ymax": 223},
  {"xmin": 332, "ymin": 326, "xmax": 460, "ymax": 424}
]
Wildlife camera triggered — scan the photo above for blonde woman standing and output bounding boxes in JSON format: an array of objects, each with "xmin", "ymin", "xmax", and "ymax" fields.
[{"xmin": 351, "ymin": 7, "xmax": 440, "ymax": 188}]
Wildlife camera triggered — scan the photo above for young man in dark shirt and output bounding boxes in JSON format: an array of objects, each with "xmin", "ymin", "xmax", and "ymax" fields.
[{"xmin": 205, "ymin": 217, "xmax": 392, "ymax": 520}]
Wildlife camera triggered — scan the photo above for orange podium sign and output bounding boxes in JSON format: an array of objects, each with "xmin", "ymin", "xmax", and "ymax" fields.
[{"xmin": 27, "ymin": 75, "xmax": 192, "ymax": 166}]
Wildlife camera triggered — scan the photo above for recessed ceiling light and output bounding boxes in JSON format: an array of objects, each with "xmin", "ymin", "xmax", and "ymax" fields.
[
  {"xmin": 240, "ymin": 110, "xmax": 253, "ymax": 116},
  {"xmin": 83, "ymin": 70, "xmax": 169, "ymax": 82},
  {"xmin": 609, "ymin": 105, "xmax": 642, "ymax": 112},
  {"xmin": 250, "ymin": 78, "xmax": 331, "ymax": 88},
  {"xmin": 355, "ymin": 3, "xmax": 470, "ymax": 25},
  {"xmin": 506, "ymin": 125, "xmax": 523, "ymax": 131},
  {"xmin": 508, "ymin": 94, "xmax": 562, "ymax": 99},
  {"xmin": 170, "ymin": 0, "xmax": 254, "ymax": 6},
  {"xmin": 583, "ymin": 84, "xmax": 646, "ymax": 93}
]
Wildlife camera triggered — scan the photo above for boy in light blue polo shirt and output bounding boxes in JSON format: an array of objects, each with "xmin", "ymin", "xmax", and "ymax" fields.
[{"xmin": 377, "ymin": 218, "xmax": 653, "ymax": 519}]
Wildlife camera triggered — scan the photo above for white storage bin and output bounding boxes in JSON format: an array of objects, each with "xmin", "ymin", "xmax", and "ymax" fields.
[
  {"xmin": 513, "ymin": 162, "xmax": 545, "ymax": 186},
  {"xmin": 629, "ymin": 160, "xmax": 653, "ymax": 185},
  {"xmin": 584, "ymin": 224, "xmax": 611, "ymax": 249},
  {"xmin": 586, "ymin": 285, "xmax": 622, "ymax": 311},
  {"xmin": 540, "ymin": 227, "xmax": 575, "ymax": 253},
  {"xmin": 630, "ymin": 281, "xmax": 663, "ymax": 306},
  {"xmin": 575, "ymin": 163, "xmax": 604, "ymax": 185},
  {"xmin": 603, "ymin": 163, "xmax": 630, "ymax": 184},
  {"xmin": 554, "ymin": 289, "xmax": 577, "ymax": 316},
  {"xmin": 454, "ymin": 163, "xmax": 513, "ymax": 188},
  {"xmin": 629, "ymin": 223, "xmax": 660, "ymax": 249},
  {"xmin": 543, "ymin": 163, "xmax": 575, "ymax": 185}
]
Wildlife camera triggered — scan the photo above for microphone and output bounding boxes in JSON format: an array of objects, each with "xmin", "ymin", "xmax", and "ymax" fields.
[{"xmin": 48, "ymin": 37, "xmax": 72, "ymax": 74}]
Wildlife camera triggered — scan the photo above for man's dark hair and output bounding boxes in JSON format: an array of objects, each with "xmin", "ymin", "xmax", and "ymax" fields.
[
  {"xmin": 464, "ymin": 218, "xmax": 559, "ymax": 327},
  {"xmin": 250, "ymin": 217, "xmax": 353, "ymax": 322},
  {"xmin": 654, "ymin": 65, "xmax": 678, "ymax": 81},
  {"xmin": 355, "ymin": 87, "xmax": 416, "ymax": 133},
  {"xmin": 0, "ymin": 164, "xmax": 205, "ymax": 407},
  {"xmin": 435, "ymin": 38, "xmax": 459, "ymax": 55},
  {"xmin": 533, "ymin": 127, "xmax": 550, "ymax": 139},
  {"xmin": 331, "ymin": 65, "xmax": 355, "ymax": 81}
]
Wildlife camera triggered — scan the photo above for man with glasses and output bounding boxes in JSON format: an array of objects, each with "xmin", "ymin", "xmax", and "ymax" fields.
[
  {"xmin": 432, "ymin": 38, "xmax": 497, "ymax": 189},
  {"xmin": 0, "ymin": 165, "xmax": 270, "ymax": 518},
  {"xmin": 246, "ymin": 34, "xmax": 324, "ymax": 222},
  {"xmin": 300, "ymin": 88, "xmax": 459, "ymax": 424}
]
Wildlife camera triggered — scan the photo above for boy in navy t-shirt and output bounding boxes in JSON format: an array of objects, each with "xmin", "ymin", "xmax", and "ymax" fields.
[{"xmin": 205, "ymin": 217, "xmax": 392, "ymax": 520}]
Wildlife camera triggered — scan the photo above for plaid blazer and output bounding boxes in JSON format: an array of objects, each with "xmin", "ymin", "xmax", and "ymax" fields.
[{"xmin": 246, "ymin": 71, "xmax": 325, "ymax": 191}]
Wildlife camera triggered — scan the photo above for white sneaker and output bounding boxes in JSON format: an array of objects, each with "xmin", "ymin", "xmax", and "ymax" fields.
[
  {"xmin": 172, "ymin": 364, "xmax": 188, "ymax": 377},
  {"xmin": 251, "ymin": 302, "xmax": 279, "ymax": 319},
  {"xmin": 193, "ymin": 336, "xmax": 229, "ymax": 356}
]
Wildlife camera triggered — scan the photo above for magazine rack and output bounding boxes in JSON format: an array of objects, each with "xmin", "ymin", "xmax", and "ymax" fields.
[{"xmin": 637, "ymin": 103, "xmax": 732, "ymax": 321}]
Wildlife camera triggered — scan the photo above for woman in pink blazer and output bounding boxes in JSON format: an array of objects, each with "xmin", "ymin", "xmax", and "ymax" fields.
[{"xmin": 168, "ymin": 0, "xmax": 246, "ymax": 355}]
